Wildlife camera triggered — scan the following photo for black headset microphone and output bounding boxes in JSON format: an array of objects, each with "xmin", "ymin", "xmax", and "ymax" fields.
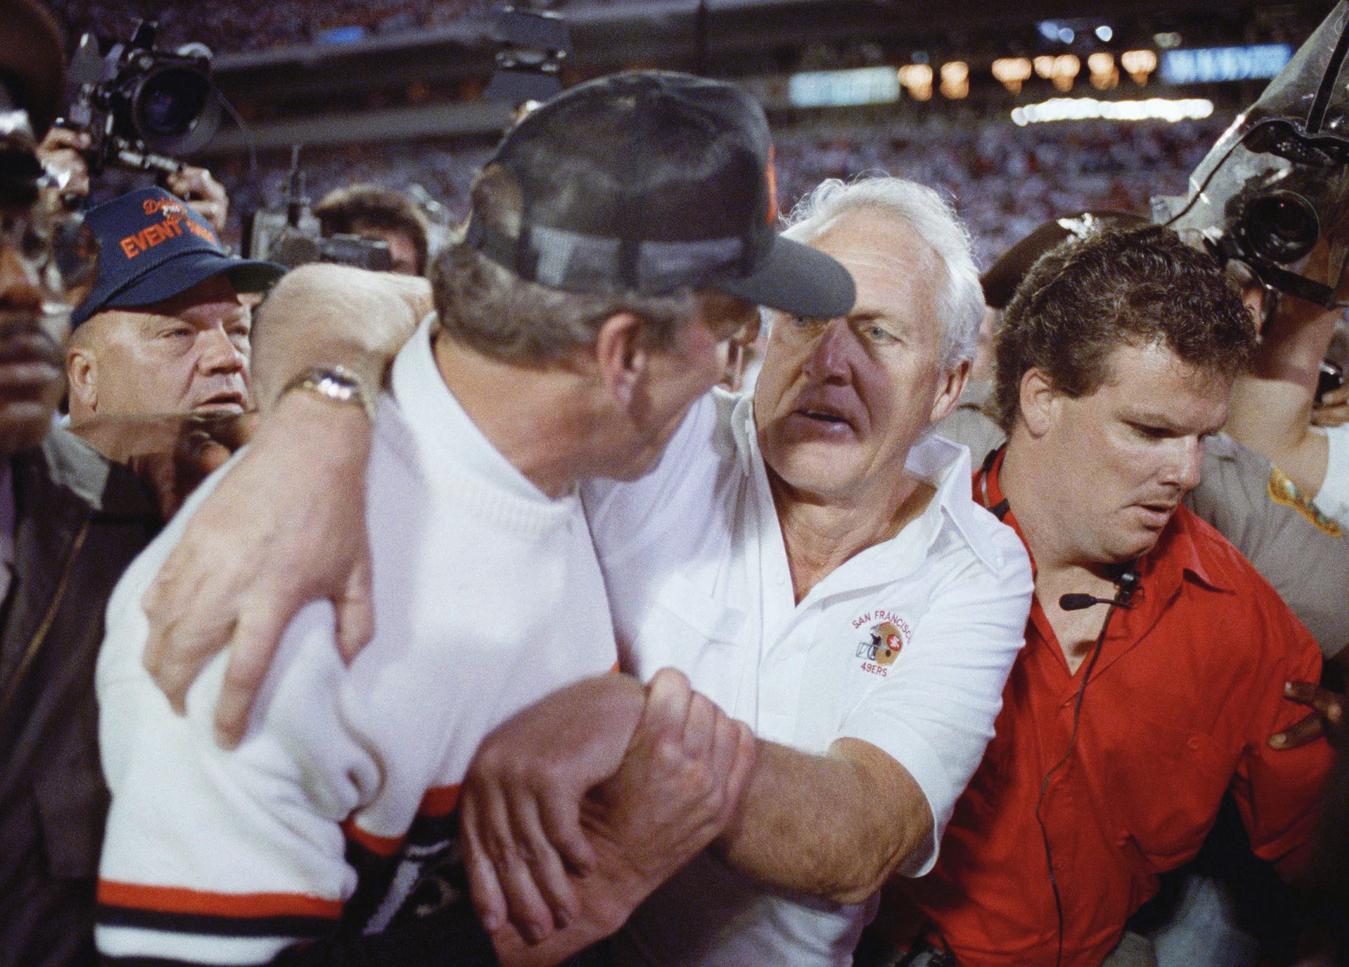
[{"xmin": 1058, "ymin": 566, "xmax": 1141, "ymax": 612}]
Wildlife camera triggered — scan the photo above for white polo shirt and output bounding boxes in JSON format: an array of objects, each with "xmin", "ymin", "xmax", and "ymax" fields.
[{"xmin": 585, "ymin": 390, "xmax": 1032, "ymax": 967}]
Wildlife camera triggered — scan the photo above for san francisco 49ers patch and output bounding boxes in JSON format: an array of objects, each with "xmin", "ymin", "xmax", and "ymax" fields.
[{"xmin": 852, "ymin": 609, "xmax": 913, "ymax": 677}]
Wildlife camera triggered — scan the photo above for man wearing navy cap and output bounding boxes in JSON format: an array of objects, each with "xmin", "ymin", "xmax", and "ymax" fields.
[{"xmin": 65, "ymin": 186, "xmax": 284, "ymax": 423}]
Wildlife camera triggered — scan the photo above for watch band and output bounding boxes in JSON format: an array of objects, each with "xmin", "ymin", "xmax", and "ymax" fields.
[{"xmin": 279, "ymin": 365, "xmax": 376, "ymax": 421}]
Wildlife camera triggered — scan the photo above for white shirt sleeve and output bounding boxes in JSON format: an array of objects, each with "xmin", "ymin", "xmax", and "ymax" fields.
[
  {"xmin": 838, "ymin": 522, "xmax": 1033, "ymax": 877},
  {"xmin": 95, "ymin": 467, "xmax": 373, "ymax": 965},
  {"xmin": 1313, "ymin": 422, "xmax": 1349, "ymax": 529}
]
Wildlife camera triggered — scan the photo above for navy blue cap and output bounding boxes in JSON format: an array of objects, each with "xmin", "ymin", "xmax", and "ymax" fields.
[{"xmin": 71, "ymin": 187, "xmax": 286, "ymax": 328}]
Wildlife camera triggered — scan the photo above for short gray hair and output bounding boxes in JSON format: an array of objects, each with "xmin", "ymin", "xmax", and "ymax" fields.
[
  {"xmin": 432, "ymin": 165, "xmax": 698, "ymax": 361},
  {"xmin": 781, "ymin": 176, "xmax": 983, "ymax": 371}
]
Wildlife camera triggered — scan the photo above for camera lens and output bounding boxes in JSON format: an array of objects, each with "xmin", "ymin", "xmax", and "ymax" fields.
[
  {"xmin": 135, "ymin": 68, "xmax": 210, "ymax": 137},
  {"xmin": 1241, "ymin": 190, "xmax": 1321, "ymax": 264}
]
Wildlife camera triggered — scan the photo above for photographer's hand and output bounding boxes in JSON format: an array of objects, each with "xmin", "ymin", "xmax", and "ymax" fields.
[
  {"xmin": 36, "ymin": 127, "xmax": 90, "ymax": 204},
  {"xmin": 166, "ymin": 165, "xmax": 229, "ymax": 236}
]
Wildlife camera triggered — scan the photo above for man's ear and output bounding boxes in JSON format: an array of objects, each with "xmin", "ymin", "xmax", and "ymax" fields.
[
  {"xmin": 593, "ymin": 312, "xmax": 647, "ymax": 408},
  {"xmin": 928, "ymin": 358, "xmax": 971, "ymax": 424},
  {"xmin": 66, "ymin": 345, "xmax": 98, "ymax": 413},
  {"xmin": 1018, "ymin": 367, "xmax": 1059, "ymax": 437}
]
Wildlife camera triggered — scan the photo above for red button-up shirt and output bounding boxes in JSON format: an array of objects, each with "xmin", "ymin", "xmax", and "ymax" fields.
[{"xmin": 907, "ymin": 450, "xmax": 1333, "ymax": 967}]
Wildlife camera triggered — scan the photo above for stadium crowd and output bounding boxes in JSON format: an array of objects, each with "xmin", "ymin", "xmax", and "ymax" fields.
[
  {"xmin": 46, "ymin": 0, "xmax": 493, "ymax": 53},
  {"xmin": 216, "ymin": 117, "xmax": 1230, "ymax": 271},
  {"xmin": 2, "ymin": 1, "xmax": 1348, "ymax": 967}
]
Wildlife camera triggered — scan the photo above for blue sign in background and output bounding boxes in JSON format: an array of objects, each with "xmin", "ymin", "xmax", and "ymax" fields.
[{"xmin": 1161, "ymin": 44, "xmax": 1293, "ymax": 85}]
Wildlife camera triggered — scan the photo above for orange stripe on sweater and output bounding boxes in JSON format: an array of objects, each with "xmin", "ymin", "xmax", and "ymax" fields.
[
  {"xmin": 340, "ymin": 817, "xmax": 405, "ymax": 857},
  {"xmin": 419, "ymin": 784, "xmax": 461, "ymax": 817},
  {"xmin": 96, "ymin": 880, "xmax": 341, "ymax": 919}
]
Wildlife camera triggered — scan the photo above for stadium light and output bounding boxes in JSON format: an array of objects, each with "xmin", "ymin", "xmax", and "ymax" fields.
[
  {"xmin": 1052, "ymin": 54, "xmax": 1080, "ymax": 91},
  {"xmin": 1088, "ymin": 51, "xmax": 1118, "ymax": 90},
  {"xmin": 1121, "ymin": 49, "xmax": 1158, "ymax": 85},
  {"xmin": 1010, "ymin": 95, "xmax": 1213, "ymax": 125},
  {"xmin": 992, "ymin": 57, "xmax": 1033, "ymax": 94},
  {"xmin": 898, "ymin": 63, "xmax": 934, "ymax": 101},
  {"xmin": 940, "ymin": 61, "xmax": 969, "ymax": 99}
]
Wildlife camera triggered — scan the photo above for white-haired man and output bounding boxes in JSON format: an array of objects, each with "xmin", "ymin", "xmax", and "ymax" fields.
[{"xmin": 125, "ymin": 175, "xmax": 1033, "ymax": 964}]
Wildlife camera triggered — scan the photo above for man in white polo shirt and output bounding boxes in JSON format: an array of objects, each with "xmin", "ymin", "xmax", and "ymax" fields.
[{"xmin": 563, "ymin": 176, "xmax": 1032, "ymax": 964}]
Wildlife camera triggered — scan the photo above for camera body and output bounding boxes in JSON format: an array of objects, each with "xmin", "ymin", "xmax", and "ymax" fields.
[
  {"xmin": 62, "ymin": 21, "xmax": 221, "ymax": 176},
  {"xmin": 243, "ymin": 155, "xmax": 392, "ymax": 273},
  {"xmin": 245, "ymin": 209, "xmax": 393, "ymax": 273}
]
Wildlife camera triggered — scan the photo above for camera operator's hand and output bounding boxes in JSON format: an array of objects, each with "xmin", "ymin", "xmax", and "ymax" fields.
[
  {"xmin": 1312, "ymin": 382, "xmax": 1349, "ymax": 428},
  {"xmin": 36, "ymin": 127, "xmax": 91, "ymax": 205},
  {"xmin": 166, "ymin": 165, "xmax": 229, "ymax": 236}
]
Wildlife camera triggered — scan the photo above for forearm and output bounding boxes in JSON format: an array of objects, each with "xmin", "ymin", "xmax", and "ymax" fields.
[
  {"xmin": 252, "ymin": 264, "xmax": 429, "ymax": 412},
  {"xmin": 1227, "ymin": 375, "xmax": 1330, "ymax": 495},
  {"xmin": 1227, "ymin": 296, "xmax": 1338, "ymax": 494},
  {"xmin": 714, "ymin": 737, "xmax": 930, "ymax": 905}
]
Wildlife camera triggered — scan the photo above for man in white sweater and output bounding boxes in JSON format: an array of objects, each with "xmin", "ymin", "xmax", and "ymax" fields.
[{"xmin": 93, "ymin": 71, "xmax": 855, "ymax": 965}]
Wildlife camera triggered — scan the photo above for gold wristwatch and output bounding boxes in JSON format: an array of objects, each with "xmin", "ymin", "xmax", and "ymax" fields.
[{"xmin": 279, "ymin": 365, "xmax": 376, "ymax": 421}]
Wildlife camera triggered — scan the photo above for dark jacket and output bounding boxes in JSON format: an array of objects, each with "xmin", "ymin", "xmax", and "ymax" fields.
[{"xmin": 0, "ymin": 428, "xmax": 158, "ymax": 967}]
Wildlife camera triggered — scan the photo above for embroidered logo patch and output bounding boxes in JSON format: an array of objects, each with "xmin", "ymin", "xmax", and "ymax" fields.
[
  {"xmin": 1268, "ymin": 466, "xmax": 1342, "ymax": 537},
  {"xmin": 852, "ymin": 610, "xmax": 912, "ymax": 677}
]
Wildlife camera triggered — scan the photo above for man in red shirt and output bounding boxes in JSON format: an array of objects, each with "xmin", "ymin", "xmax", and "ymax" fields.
[{"xmin": 906, "ymin": 224, "xmax": 1336, "ymax": 966}]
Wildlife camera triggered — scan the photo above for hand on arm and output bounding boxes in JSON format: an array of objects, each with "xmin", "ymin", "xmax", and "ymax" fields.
[
  {"xmin": 461, "ymin": 673, "xmax": 649, "ymax": 938},
  {"xmin": 464, "ymin": 668, "xmax": 754, "ymax": 958},
  {"xmin": 142, "ymin": 265, "xmax": 423, "ymax": 747}
]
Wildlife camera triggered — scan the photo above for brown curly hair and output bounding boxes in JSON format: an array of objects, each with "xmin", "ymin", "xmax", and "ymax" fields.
[{"xmin": 992, "ymin": 223, "xmax": 1257, "ymax": 432}]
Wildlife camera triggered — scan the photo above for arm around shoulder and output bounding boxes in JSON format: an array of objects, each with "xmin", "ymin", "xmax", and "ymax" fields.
[{"xmin": 252, "ymin": 264, "xmax": 430, "ymax": 411}]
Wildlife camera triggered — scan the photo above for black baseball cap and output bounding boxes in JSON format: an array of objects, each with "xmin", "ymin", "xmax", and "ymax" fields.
[
  {"xmin": 466, "ymin": 71, "xmax": 855, "ymax": 319},
  {"xmin": 72, "ymin": 187, "xmax": 286, "ymax": 327}
]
